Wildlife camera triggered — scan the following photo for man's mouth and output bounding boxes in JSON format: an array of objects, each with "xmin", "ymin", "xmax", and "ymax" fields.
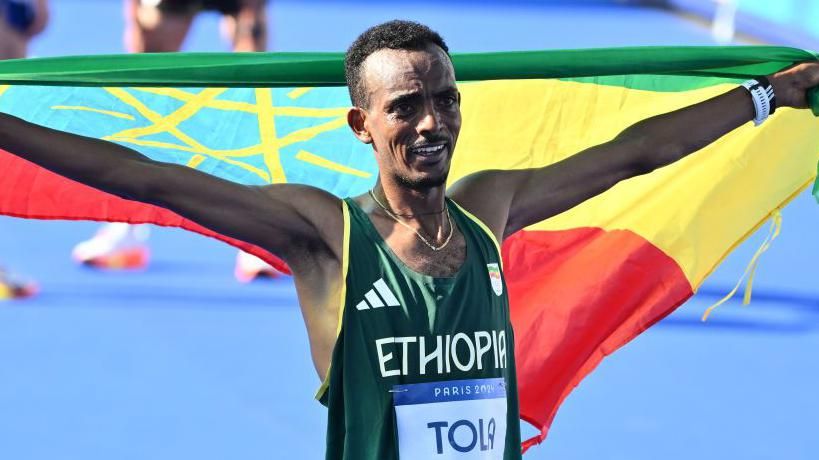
[{"xmin": 408, "ymin": 143, "xmax": 448, "ymax": 157}]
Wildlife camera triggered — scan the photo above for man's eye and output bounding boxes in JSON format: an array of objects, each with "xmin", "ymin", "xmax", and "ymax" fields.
[
  {"xmin": 394, "ymin": 103, "xmax": 414, "ymax": 115},
  {"xmin": 438, "ymin": 96, "xmax": 457, "ymax": 108}
]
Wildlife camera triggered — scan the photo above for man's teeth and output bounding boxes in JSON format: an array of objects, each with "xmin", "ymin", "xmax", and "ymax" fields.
[{"xmin": 412, "ymin": 144, "xmax": 445, "ymax": 155}]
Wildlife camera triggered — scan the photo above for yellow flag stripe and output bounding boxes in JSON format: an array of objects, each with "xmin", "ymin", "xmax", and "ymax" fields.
[
  {"xmin": 451, "ymin": 79, "xmax": 819, "ymax": 287},
  {"xmin": 295, "ymin": 150, "xmax": 372, "ymax": 178},
  {"xmin": 255, "ymin": 88, "xmax": 287, "ymax": 183},
  {"xmin": 51, "ymin": 105, "xmax": 135, "ymax": 120}
]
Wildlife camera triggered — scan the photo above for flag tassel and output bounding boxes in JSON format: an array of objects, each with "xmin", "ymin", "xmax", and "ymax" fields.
[{"xmin": 701, "ymin": 209, "xmax": 782, "ymax": 321}]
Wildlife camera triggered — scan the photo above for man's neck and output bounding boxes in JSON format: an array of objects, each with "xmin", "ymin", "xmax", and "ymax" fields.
[
  {"xmin": 370, "ymin": 179, "xmax": 452, "ymax": 243},
  {"xmin": 372, "ymin": 180, "xmax": 447, "ymax": 218}
]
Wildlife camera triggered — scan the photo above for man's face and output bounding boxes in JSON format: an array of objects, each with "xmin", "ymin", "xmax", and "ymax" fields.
[{"xmin": 355, "ymin": 44, "xmax": 461, "ymax": 190}]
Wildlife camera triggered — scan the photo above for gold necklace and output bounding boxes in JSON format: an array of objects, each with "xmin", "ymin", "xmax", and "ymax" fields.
[{"xmin": 369, "ymin": 189, "xmax": 454, "ymax": 251}]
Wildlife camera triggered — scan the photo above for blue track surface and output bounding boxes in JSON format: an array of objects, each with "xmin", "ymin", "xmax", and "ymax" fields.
[{"xmin": 2, "ymin": 1, "xmax": 818, "ymax": 459}]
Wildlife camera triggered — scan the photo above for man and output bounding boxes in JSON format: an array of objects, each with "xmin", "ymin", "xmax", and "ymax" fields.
[
  {"xmin": 73, "ymin": 0, "xmax": 278, "ymax": 281},
  {"xmin": 1, "ymin": 19, "xmax": 818, "ymax": 459},
  {"xmin": 0, "ymin": 0, "xmax": 47, "ymax": 299}
]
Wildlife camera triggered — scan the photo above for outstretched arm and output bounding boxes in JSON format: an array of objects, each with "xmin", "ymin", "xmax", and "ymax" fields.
[
  {"xmin": 0, "ymin": 112, "xmax": 342, "ymax": 265},
  {"xmin": 451, "ymin": 63, "xmax": 819, "ymax": 242}
]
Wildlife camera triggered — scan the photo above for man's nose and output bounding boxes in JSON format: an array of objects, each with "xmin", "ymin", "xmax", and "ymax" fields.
[{"xmin": 417, "ymin": 104, "xmax": 442, "ymax": 135}]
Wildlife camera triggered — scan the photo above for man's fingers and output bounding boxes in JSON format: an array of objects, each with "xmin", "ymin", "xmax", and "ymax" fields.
[
  {"xmin": 770, "ymin": 62, "xmax": 819, "ymax": 108},
  {"xmin": 806, "ymin": 87, "xmax": 819, "ymax": 115}
]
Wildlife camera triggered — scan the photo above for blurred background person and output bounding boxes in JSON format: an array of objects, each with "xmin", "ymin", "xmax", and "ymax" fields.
[
  {"xmin": 72, "ymin": 0, "xmax": 280, "ymax": 282},
  {"xmin": 124, "ymin": 0, "xmax": 267, "ymax": 52},
  {"xmin": 0, "ymin": 0, "xmax": 48, "ymax": 300}
]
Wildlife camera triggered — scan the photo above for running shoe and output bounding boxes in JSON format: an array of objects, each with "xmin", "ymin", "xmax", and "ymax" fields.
[
  {"xmin": 234, "ymin": 250, "xmax": 282, "ymax": 283},
  {"xmin": 0, "ymin": 268, "xmax": 37, "ymax": 300},
  {"xmin": 72, "ymin": 223, "xmax": 150, "ymax": 269}
]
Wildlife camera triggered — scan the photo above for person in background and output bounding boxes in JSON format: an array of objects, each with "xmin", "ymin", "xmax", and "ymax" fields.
[
  {"xmin": 72, "ymin": 0, "xmax": 280, "ymax": 282},
  {"xmin": 0, "ymin": 0, "xmax": 48, "ymax": 300}
]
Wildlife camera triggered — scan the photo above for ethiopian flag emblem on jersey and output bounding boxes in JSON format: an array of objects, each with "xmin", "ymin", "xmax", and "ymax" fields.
[{"xmin": 487, "ymin": 263, "xmax": 503, "ymax": 296}]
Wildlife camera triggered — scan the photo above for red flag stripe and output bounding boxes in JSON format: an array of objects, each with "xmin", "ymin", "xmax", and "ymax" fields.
[
  {"xmin": 503, "ymin": 228, "xmax": 693, "ymax": 450},
  {"xmin": 0, "ymin": 149, "xmax": 288, "ymax": 273}
]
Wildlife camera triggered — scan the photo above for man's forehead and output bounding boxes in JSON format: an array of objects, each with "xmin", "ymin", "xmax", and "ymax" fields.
[{"xmin": 362, "ymin": 46, "xmax": 456, "ymax": 95}]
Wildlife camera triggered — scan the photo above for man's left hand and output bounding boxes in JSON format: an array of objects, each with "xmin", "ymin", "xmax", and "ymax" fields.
[{"xmin": 770, "ymin": 62, "xmax": 819, "ymax": 109}]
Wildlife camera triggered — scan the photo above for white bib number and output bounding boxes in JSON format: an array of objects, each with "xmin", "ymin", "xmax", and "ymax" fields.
[{"xmin": 393, "ymin": 378, "xmax": 507, "ymax": 459}]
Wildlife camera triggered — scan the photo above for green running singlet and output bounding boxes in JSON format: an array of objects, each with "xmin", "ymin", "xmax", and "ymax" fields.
[{"xmin": 316, "ymin": 197, "xmax": 522, "ymax": 460}]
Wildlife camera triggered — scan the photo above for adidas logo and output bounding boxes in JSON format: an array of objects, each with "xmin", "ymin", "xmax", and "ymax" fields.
[{"xmin": 355, "ymin": 278, "xmax": 401, "ymax": 310}]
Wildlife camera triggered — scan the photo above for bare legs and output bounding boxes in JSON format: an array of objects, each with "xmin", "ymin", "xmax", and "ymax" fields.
[{"xmin": 75, "ymin": 0, "xmax": 279, "ymax": 280}]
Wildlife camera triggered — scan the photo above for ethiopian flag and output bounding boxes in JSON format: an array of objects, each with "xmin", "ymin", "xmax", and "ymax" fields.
[{"xmin": 1, "ymin": 47, "xmax": 818, "ymax": 450}]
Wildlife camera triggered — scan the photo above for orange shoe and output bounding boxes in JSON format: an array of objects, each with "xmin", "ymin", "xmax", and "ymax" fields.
[
  {"xmin": 0, "ymin": 269, "xmax": 37, "ymax": 300},
  {"xmin": 72, "ymin": 223, "xmax": 150, "ymax": 270},
  {"xmin": 80, "ymin": 247, "xmax": 150, "ymax": 270},
  {"xmin": 234, "ymin": 250, "xmax": 282, "ymax": 283}
]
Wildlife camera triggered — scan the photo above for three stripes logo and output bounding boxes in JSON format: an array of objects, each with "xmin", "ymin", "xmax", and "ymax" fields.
[{"xmin": 355, "ymin": 278, "xmax": 401, "ymax": 310}]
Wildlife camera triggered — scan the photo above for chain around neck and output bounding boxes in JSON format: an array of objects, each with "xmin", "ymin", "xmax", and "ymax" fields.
[{"xmin": 368, "ymin": 189, "xmax": 454, "ymax": 252}]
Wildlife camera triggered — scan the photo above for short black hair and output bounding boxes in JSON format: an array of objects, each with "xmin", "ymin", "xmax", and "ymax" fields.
[{"xmin": 344, "ymin": 20, "xmax": 450, "ymax": 108}]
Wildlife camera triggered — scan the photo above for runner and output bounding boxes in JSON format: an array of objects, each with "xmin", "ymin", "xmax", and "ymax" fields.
[{"xmin": 2, "ymin": 19, "xmax": 818, "ymax": 458}]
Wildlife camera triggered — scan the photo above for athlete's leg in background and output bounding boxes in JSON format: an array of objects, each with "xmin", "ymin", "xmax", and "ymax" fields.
[
  {"xmin": 124, "ymin": 0, "xmax": 195, "ymax": 52},
  {"xmin": 220, "ymin": 0, "xmax": 268, "ymax": 52},
  {"xmin": 0, "ymin": 0, "xmax": 48, "ymax": 297},
  {"xmin": 75, "ymin": 0, "xmax": 278, "ymax": 279}
]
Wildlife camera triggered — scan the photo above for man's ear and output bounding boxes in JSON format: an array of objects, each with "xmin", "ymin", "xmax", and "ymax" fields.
[{"xmin": 347, "ymin": 107, "xmax": 372, "ymax": 144}]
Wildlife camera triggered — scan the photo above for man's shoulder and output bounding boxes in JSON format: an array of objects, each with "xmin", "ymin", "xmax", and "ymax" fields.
[
  {"xmin": 448, "ymin": 170, "xmax": 509, "ymax": 243},
  {"xmin": 259, "ymin": 183, "xmax": 341, "ymax": 206},
  {"xmin": 256, "ymin": 183, "xmax": 345, "ymax": 264}
]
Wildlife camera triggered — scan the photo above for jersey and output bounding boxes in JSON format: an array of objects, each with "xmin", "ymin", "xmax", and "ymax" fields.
[{"xmin": 316, "ymin": 197, "xmax": 522, "ymax": 460}]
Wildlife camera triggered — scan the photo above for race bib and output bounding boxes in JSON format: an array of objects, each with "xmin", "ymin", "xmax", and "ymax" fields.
[{"xmin": 393, "ymin": 378, "xmax": 507, "ymax": 459}]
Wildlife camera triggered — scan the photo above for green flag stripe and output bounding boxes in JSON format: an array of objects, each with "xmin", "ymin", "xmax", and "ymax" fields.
[
  {"xmin": 0, "ymin": 46, "xmax": 815, "ymax": 88},
  {"xmin": 560, "ymin": 74, "xmax": 744, "ymax": 92}
]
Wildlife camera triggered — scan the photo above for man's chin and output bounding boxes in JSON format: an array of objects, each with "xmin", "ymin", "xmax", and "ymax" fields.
[{"xmin": 396, "ymin": 172, "xmax": 449, "ymax": 191}]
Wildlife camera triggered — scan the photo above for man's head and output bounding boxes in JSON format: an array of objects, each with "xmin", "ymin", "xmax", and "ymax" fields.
[{"xmin": 345, "ymin": 20, "xmax": 461, "ymax": 191}]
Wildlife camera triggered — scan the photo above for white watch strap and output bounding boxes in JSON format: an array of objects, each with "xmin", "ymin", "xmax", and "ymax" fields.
[{"xmin": 741, "ymin": 79, "xmax": 772, "ymax": 126}]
